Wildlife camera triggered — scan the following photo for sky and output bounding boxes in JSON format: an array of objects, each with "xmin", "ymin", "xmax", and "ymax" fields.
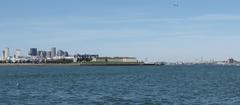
[{"xmin": 0, "ymin": 0, "xmax": 240, "ymax": 62}]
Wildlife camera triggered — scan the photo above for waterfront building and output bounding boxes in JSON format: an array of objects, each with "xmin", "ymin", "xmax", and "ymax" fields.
[
  {"xmin": 95, "ymin": 57, "xmax": 108, "ymax": 62},
  {"xmin": 74, "ymin": 54, "xmax": 99, "ymax": 62},
  {"xmin": 28, "ymin": 48, "xmax": 37, "ymax": 56},
  {"xmin": 96, "ymin": 57, "xmax": 138, "ymax": 63},
  {"xmin": 2, "ymin": 50, "xmax": 5, "ymax": 60},
  {"xmin": 51, "ymin": 47, "xmax": 56, "ymax": 58},
  {"xmin": 14, "ymin": 49, "xmax": 21, "ymax": 58},
  {"xmin": 57, "ymin": 50, "xmax": 64, "ymax": 57},
  {"xmin": 57, "ymin": 50, "xmax": 69, "ymax": 57},
  {"xmin": 46, "ymin": 51, "xmax": 52, "ymax": 58},
  {"xmin": 64, "ymin": 51, "xmax": 69, "ymax": 57},
  {"xmin": 227, "ymin": 58, "xmax": 236, "ymax": 64},
  {"xmin": 38, "ymin": 51, "xmax": 47, "ymax": 58},
  {"xmin": 2, "ymin": 47, "xmax": 9, "ymax": 60},
  {"xmin": 122, "ymin": 57, "xmax": 138, "ymax": 62}
]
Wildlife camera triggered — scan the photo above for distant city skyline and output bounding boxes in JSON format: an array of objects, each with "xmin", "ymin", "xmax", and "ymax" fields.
[
  {"xmin": 1, "ymin": 0, "xmax": 240, "ymax": 62},
  {"xmin": 1, "ymin": 47, "xmax": 72, "ymax": 58}
]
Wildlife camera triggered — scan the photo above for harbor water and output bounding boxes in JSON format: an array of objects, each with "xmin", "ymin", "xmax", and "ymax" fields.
[{"xmin": 0, "ymin": 65, "xmax": 240, "ymax": 105}]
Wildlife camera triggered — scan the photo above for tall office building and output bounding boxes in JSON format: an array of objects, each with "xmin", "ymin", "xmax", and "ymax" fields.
[
  {"xmin": 38, "ymin": 51, "xmax": 47, "ymax": 58},
  {"xmin": 47, "ymin": 51, "xmax": 52, "ymax": 58},
  {"xmin": 51, "ymin": 47, "xmax": 56, "ymax": 58},
  {"xmin": 64, "ymin": 51, "xmax": 69, "ymax": 57},
  {"xmin": 28, "ymin": 48, "xmax": 37, "ymax": 56},
  {"xmin": 57, "ymin": 50, "xmax": 64, "ymax": 57},
  {"xmin": 2, "ymin": 47, "xmax": 9, "ymax": 60},
  {"xmin": 14, "ymin": 49, "xmax": 21, "ymax": 58},
  {"xmin": 2, "ymin": 50, "xmax": 5, "ymax": 60}
]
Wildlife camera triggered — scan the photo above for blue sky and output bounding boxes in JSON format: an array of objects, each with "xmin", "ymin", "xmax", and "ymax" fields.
[{"xmin": 1, "ymin": 0, "xmax": 240, "ymax": 62}]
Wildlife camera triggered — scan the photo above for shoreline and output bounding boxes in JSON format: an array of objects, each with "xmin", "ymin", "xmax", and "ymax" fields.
[
  {"xmin": 0, "ymin": 63, "xmax": 148, "ymax": 66},
  {"xmin": 0, "ymin": 63, "xmax": 238, "ymax": 67}
]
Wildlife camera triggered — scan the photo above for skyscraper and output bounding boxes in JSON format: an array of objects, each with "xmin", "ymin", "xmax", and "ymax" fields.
[
  {"xmin": 64, "ymin": 51, "xmax": 69, "ymax": 57},
  {"xmin": 47, "ymin": 51, "xmax": 52, "ymax": 58},
  {"xmin": 29, "ymin": 48, "xmax": 37, "ymax": 56},
  {"xmin": 14, "ymin": 49, "xmax": 21, "ymax": 58},
  {"xmin": 2, "ymin": 47, "xmax": 9, "ymax": 60},
  {"xmin": 51, "ymin": 47, "xmax": 56, "ymax": 58},
  {"xmin": 38, "ymin": 51, "xmax": 47, "ymax": 58},
  {"xmin": 2, "ymin": 50, "xmax": 5, "ymax": 60},
  {"xmin": 57, "ymin": 50, "xmax": 64, "ymax": 57}
]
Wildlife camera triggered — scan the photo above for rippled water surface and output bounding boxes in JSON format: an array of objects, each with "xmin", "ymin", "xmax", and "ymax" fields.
[{"xmin": 1, "ymin": 65, "xmax": 240, "ymax": 105}]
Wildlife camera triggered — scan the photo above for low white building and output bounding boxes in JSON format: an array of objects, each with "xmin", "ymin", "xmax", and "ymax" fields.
[{"xmin": 95, "ymin": 57, "xmax": 138, "ymax": 63}]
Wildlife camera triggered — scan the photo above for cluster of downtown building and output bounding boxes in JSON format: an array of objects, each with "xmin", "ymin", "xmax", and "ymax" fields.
[
  {"xmin": 1, "ymin": 47, "xmax": 138, "ymax": 64},
  {"xmin": 28, "ymin": 47, "xmax": 69, "ymax": 59},
  {"xmin": 2, "ymin": 47, "xmax": 70, "ymax": 63}
]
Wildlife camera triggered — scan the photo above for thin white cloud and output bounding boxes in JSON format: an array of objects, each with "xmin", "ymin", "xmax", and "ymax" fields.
[
  {"xmin": 118, "ymin": 14, "xmax": 240, "ymax": 22},
  {"xmin": 188, "ymin": 14, "xmax": 240, "ymax": 21},
  {"xmin": 1, "ymin": 14, "xmax": 240, "ymax": 28}
]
